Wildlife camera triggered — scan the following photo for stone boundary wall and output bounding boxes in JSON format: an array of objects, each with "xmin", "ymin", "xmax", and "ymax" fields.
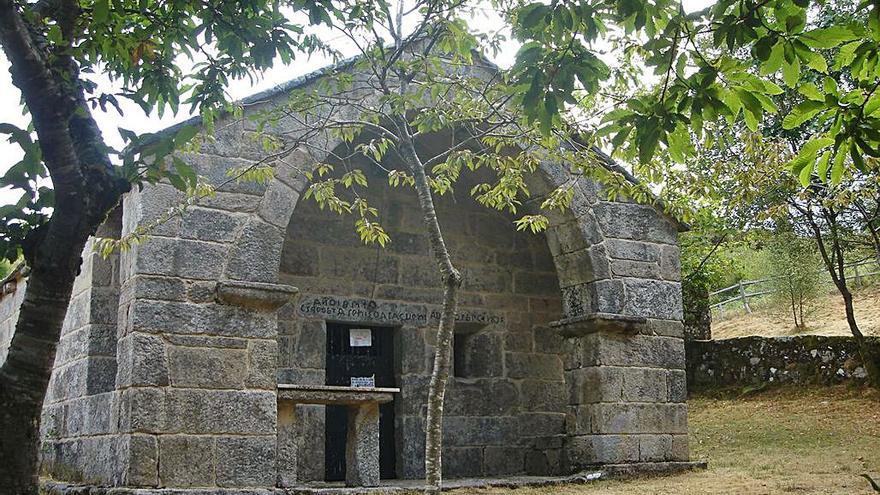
[{"xmin": 686, "ymin": 335, "xmax": 880, "ymax": 390}]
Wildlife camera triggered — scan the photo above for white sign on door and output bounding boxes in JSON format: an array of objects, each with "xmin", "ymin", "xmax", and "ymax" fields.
[
  {"xmin": 349, "ymin": 328, "xmax": 372, "ymax": 347},
  {"xmin": 351, "ymin": 376, "xmax": 375, "ymax": 388}
]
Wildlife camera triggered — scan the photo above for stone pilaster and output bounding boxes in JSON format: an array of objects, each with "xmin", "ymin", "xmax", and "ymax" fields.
[{"xmin": 555, "ymin": 314, "xmax": 689, "ymax": 470}]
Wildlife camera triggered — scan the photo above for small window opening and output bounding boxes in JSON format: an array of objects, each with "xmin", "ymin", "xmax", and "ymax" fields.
[{"xmin": 453, "ymin": 323, "xmax": 485, "ymax": 378}]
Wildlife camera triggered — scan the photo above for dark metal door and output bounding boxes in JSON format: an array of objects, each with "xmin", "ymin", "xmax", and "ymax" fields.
[{"xmin": 325, "ymin": 322, "xmax": 396, "ymax": 481}]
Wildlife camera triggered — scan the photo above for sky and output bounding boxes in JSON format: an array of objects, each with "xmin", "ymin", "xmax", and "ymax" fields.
[{"xmin": 0, "ymin": 0, "xmax": 714, "ymax": 206}]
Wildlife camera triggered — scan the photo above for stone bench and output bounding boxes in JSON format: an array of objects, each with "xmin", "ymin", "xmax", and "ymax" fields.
[{"xmin": 276, "ymin": 384, "xmax": 399, "ymax": 487}]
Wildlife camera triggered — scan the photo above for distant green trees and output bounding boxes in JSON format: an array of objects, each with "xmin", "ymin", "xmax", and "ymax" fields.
[{"xmin": 764, "ymin": 230, "xmax": 822, "ymax": 329}]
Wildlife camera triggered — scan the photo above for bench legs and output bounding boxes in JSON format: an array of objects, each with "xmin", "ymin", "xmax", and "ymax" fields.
[{"xmin": 345, "ymin": 402, "xmax": 381, "ymax": 487}]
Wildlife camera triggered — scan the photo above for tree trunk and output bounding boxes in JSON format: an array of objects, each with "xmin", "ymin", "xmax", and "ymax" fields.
[
  {"xmin": 0, "ymin": 2, "xmax": 129, "ymax": 491},
  {"xmin": 395, "ymin": 121, "xmax": 461, "ymax": 491},
  {"xmin": 808, "ymin": 208, "xmax": 880, "ymax": 388},
  {"xmin": 840, "ymin": 287, "xmax": 880, "ymax": 388},
  {"xmin": 0, "ymin": 244, "xmax": 86, "ymax": 494}
]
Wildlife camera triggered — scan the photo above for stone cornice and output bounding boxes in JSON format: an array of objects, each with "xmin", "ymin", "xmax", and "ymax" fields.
[
  {"xmin": 550, "ymin": 312, "xmax": 647, "ymax": 337},
  {"xmin": 214, "ymin": 280, "xmax": 298, "ymax": 310}
]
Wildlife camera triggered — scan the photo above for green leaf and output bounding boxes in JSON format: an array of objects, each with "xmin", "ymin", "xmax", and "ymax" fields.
[
  {"xmin": 174, "ymin": 125, "xmax": 200, "ymax": 146},
  {"xmin": 816, "ymin": 151, "xmax": 831, "ymax": 180},
  {"xmin": 760, "ymin": 41, "xmax": 785, "ymax": 75},
  {"xmin": 831, "ymin": 147, "xmax": 846, "ymax": 184},
  {"xmin": 798, "ymin": 157, "xmax": 813, "ymax": 186},
  {"xmin": 800, "ymin": 26, "xmax": 861, "ymax": 49},
  {"xmin": 782, "ymin": 55, "xmax": 800, "ymax": 87},
  {"xmin": 782, "ymin": 100, "xmax": 826, "ymax": 129},
  {"xmin": 797, "ymin": 83, "xmax": 824, "ymax": 102},
  {"xmin": 93, "ymin": 0, "xmax": 110, "ymax": 23}
]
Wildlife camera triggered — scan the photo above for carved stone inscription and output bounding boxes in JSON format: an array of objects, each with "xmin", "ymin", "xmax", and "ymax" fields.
[{"xmin": 297, "ymin": 294, "xmax": 505, "ymax": 326}]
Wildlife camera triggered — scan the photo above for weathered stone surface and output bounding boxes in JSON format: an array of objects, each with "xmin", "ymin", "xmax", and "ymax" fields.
[
  {"xmin": 164, "ymin": 389, "xmax": 276, "ymax": 435},
  {"xmin": 215, "ymin": 436, "xmax": 276, "ymax": 487},
  {"xmin": 586, "ymin": 403, "xmax": 688, "ymax": 434},
  {"xmin": 687, "ymin": 335, "xmax": 880, "ymax": 389},
  {"xmin": 117, "ymin": 332, "xmax": 169, "ymax": 387},
  {"xmin": 442, "ymin": 447, "xmax": 483, "ymax": 477},
  {"xmin": 667, "ymin": 369, "xmax": 687, "ymax": 403},
  {"xmin": 443, "ymin": 416, "xmax": 519, "ymax": 446},
  {"xmin": 446, "ymin": 379, "xmax": 518, "ymax": 416},
  {"xmin": 517, "ymin": 412, "xmax": 566, "ymax": 437},
  {"xmin": 483, "ymin": 446, "xmax": 525, "ymax": 475},
  {"xmin": 345, "ymin": 403, "xmax": 381, "ymax": 487},
  {"xmin": 593, "ymin": 202, "xmax": 678, "ymax": 245},
  {"xmin": 577, "ymin": 333, "xmax": 686, "ymax": 370},
  {"xmin": 506, "ymin": 352, "xmax": 564, "ymax": 380},
  {"xmin": 565, "ymin": 434, "xmax": 639, "ymax": 468},
  {"xmin": 454, "ymin": 331, "xmax": 503, "ymax": 378},
  {"xmin": 293, "ymin": 320, "xmax": 325, "ymax": 369},
  {"xmin": 167, "ymin": 345, "xmax": 248, "ymax": 388},
  {"xmin": 180, "ymin": 207, "xmax": 245, "ymax": 243},
  {"xmin": 638, "ymin": 434, "xmax": 673, "ymax": 462},
  {"xmin": 133, "ymin": 236, "xmax": 229, "ymax": 280},
  {"xmin": 158, "ymin": 435, "xmax": 215, "ymax": 486},
  {"xmin": 520, "ymin": 379, "xmax": 567, "ymax": 413},
  {"xmin": 225, "ymin": 219, "xmax": 285, "ymax": 283},
  {"xmin": 605, "ymin": 239, "xmax": 661, "ymax": 262},
  {"xmin": 247, "ymin": 339, "xmax": 277, "ymax": 389},
  {"xmin": 131, "ymin": 301, "xmax": 275, "ymax": 338},
  {"xmin": 258, "ymin": 179, "xmax": 300, "ymax": 228},
  {"xmin": 122, "ymin": 434, "xmax": 159, "ymax": 486},
  {"xmin": 590, "ymin": 280, "xmax": 625, "ymax": 314},
  {"xmin": 621, "ymin": 279, "xmax": 683, "ymax": 321},
  {"xmin": 611, "ymin": 259, "xmax": 661, "ymax": 279},
  {"xmin": 659, "ymin": 245, "xmax": 682, "ymax": 281}
]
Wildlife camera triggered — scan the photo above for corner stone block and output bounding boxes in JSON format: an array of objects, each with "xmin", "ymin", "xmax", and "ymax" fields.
[
  {"xmin": 167, "ymin": 345, "xmax": 248, "ymax": 388},
  {"xmin": 215, "ymin": 435, "xmax": 277, "ymax": 487},
  {"xmin": 621, "ymin": 279, "xmax": 683, "ymax": 321},
  {"xmin": 132, "ymin": 236, "xmax": 229, "ymax": 281},
  {"xmin": 638, "ymin": 434, "xmax": 673, "ymax": 462},
  {"xmin": 121, "ymin": 434, "xmax": 159, "ymax": 487},
  {"xmin": 577, "ymin": 333, "xmax": 686, "ymax": 370},
  {"xmin": 163, "ymin": 389, "xmax": 276, "ymax": 435},
  {"xmin": 158, "ymin": 435, "xmax": 216, "ymax": 487},
  {"xmin": 117, "ymin": 332, "xmax": 169, "ymax": 387},
  {"xmin": 247, "ymin": 339, "xmax": 278, "ymax": 389},
  {"xmin": 225, "ymin": 218, "xmax": 285, "ymax": 283},
  {"xmin": 564, "ymin": 434, "xmax": 639, "ymax": 468},
  {"xmin": 593, "ymin": 202, "xmax": 678, "ymax": 245}
]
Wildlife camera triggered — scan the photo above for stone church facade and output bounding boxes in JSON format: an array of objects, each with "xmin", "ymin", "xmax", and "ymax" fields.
[{"xmin": 0, "ymin": 61, "xmax": 690, "ymax": 490}]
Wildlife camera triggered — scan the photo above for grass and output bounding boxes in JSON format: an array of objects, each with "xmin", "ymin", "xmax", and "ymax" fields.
[
  {"xmin": 452, "ymin": 386, "xmax": 880, "ymax": 494},
  {"xmin": 712, "ymin": 286, "xmax": 880, "ymax": 339}
]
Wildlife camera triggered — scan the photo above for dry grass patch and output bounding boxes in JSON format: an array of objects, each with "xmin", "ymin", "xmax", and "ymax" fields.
[
  {"xmin": 712, "ymin": 287, "xmax": 880, "ymax": 339},
  {"xmin": 452, "ymin": 386, "xmax": 880, "ymax": 494}
]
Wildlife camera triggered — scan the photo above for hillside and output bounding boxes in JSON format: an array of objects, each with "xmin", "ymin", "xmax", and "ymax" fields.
[{"xmin": 711, "ymin": 287, "xmax": 880, "ymax": 339}]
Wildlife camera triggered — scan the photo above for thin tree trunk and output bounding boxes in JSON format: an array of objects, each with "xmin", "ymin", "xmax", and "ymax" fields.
[
  {"xmin": 394, "ymin": 118, "xmax": 461, "ymax": 491},
  {"xmin": 808, "ymin": 208, "xmax": 880, "ymax": 387}
]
